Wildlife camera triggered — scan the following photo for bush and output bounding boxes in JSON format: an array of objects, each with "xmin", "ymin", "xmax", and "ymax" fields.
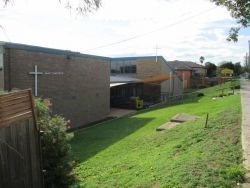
[
  {"xmin": 35, "ymin": 99, "xmax": 75, "ymax": 188},
  {"xmin": 209, "ymin": 82, "xmax": 215, "ymax": 87},
  {"xmin": 234, "ymin": 85, "xmax": 240, "ymax": 89},
  {"xmin": 198, "ymin": 85, "xmax": 207, "ymax": 89},
  {"xmin": 197, "ymin": 92, "xmax": 204, "ymax": 97}
]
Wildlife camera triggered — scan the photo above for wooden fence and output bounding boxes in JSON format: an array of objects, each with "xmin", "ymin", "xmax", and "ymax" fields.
[{"xmin": 0, "ymin": 89, "xmax": 43, "ymax": 188}]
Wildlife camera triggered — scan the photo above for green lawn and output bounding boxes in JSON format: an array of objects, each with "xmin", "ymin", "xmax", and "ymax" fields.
[{"xmin": 69, "ymin": 82, "xmax": 244, "ymax": 187}]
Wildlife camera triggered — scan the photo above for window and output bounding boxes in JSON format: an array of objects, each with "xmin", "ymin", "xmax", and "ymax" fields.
[{"xmin": 111, "ymin": 61, "xmax": 136, "ymax": 74}]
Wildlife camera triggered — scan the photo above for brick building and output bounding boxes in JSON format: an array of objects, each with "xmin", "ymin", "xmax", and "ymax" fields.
[
  {"xmin": 110, "ymin": 56, "xmax": 183, "ymax": 105},
  {"xmin": 167, "ymin": 60, "xmax": 207, "ymax": 88},
  {"xmin": 167, "ymin": 61, "xmax": 192, "ymax": 89},
  {"xmin": 0, "ymin": 42, "xmax": 110, "ymax": 128}
]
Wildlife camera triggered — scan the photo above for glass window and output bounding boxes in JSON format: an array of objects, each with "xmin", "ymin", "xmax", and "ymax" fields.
[{"xmin": 111, "ymin": 60, "xmax": 137, "ymax": 74}]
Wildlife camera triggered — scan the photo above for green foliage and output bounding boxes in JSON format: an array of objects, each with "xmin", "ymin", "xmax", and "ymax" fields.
[
  {"xmin": 211, "ymin": 0, "xmax": 250, "ymax": 42},
  {"xmin": 69, "ymin": 82, "xmax": 244, "ymax": 187},
  {"xmin": 2, "ymin": 0, "xmax": 102, "ymax": 14},
  {"xmin": 225, "ymin": 166, "xmax": 245, "ymax": 183},
  {"xmin": 227, "ymin": 27, "xmax": 240, "ymax": 42},
  {"xmin": 234, "ymin": 62, "xmax": 243, "ymax": 75},
  {"xmin": 199, "ymin": 56, "xmax": 205, "ymax": 64},
  {"xmin": 35, "ymin": 99, "xmax": 75, "ymax": 188},
  {"xmin": 220, "ymin": 61, "xmax": 235, "ymax": 70},
  {"xmin": 35, "ymin": 98, "xmax": 49, "ymax": 118},
  {"xmin": 205, "ymin": 62, "xmax": 217, "ymax": 77},
  {"xmin": 219, "ymin": 61, "xmax": 243, "ymax": 75}
]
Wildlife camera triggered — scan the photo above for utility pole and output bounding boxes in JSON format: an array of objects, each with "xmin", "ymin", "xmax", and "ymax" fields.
[
  {"xmin": 248, "ymin": 40, "xmax": 250, "ymax": 73},
  {"xmin": 154, "ymin": 44, "xmax": 161, "ymax": 63}
]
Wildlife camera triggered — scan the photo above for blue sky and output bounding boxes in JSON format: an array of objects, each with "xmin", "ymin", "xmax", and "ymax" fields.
[{"xmin": 0, "ymin": 0, "xmax": 249, "ymax": 64}]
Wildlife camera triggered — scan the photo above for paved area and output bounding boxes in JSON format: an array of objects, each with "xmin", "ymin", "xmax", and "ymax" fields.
[
  {"xmin": 170, "ymin": 113, "xmax": 200, "ymax": 123},
  {"xmin": 241, "ymin": 79, "xmax": 250, "ymax": 183},
  {"xmin": 156, "ymin": 113, "xmax": 200, "ymax": 131},
  {"xmin": 156, "ymin": 122, "xmax": 180, "ymax": 131},
  {"xmin": 108, "ymin": 108, "xmax": 137, "ymax": 118}
]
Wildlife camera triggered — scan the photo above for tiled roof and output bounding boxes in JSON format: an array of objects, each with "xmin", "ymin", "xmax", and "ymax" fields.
[
  {"xmin": 167, "ymin": 61, "xmax": 192, "ymax": 70},
  {"xmin": 181, "ymin": 61, "xmax": 204, "ymax": 68}
]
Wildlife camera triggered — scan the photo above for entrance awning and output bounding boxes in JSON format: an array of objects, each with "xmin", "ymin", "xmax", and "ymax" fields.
[
  {"xmin": 110, "ymin": 74, "xmax": 176, "ymax": 87},
  {"xmin": 110, "ymin": 83, "xmax": 127, "ymax": 88},
  {"xmin": 136, "ymin": 74, "xmax": 175, "ymax": 84}
]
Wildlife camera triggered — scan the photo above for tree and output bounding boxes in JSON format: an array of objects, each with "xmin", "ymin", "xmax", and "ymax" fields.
[
  {"xmin": 205, "ymin": 62, "xmax": 217, "ymax": 77},
  {"xmin": 220, "ymin": 61, "xmax": 235, "ymax": 70},
  {"xmin": 211, "ymin": 0, "xmax": 250, "ymax": 42},
  {"xmin": 200, "ymin": 56, "xmax": 205, "ymax": 64},
  {"xmin": 2, "ymin": 0, "xmax": 102, "ymax": 14},
  {"xmin": 219, "ymin": 61, "xmax": 244, "ymax": 75},
  {"xmin": 234, "ymin": 62, "xmax": 243, "ymax": 75}
]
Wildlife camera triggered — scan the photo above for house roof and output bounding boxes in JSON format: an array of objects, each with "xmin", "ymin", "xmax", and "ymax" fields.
[
  {"xmin": 111, "ymin": 56, "xmax": 163, "ymax": 61},
  {"xmin": 0, "ymin": 41, "xmax": 111, "ymax": 61},
  {"xmin": 167, "ymin": 61, "xmax": 192, "ymax": 70},
  {"xmin": 181, "ymin": 61, "xmax": 205, "ymax": 68},
  {"xmin": 111, "ymin": 56, "xmax": 175, "ymax": 72}
]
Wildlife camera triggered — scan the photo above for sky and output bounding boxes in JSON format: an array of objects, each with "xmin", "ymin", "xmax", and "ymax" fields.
[{"xmin": 0, "ymin": 0, "xmax": 249, "ymax": 64}]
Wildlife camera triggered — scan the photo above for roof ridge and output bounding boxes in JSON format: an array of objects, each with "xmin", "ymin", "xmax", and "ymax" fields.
[{"xmin": 0, "ymin": 41, "xmax": 111, "ymax": 60}]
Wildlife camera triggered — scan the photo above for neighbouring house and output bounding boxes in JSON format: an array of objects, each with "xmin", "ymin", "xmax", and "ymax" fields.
[
  {"xmin": 110, "ymin": 56, "xmax": 183, "ymax": 107},
  {"xmin": 167, "ymin": 60, "xmax": 207, "ymax": 89},
  {"xmin": 181, "ymin": 61, "xmax": 207, "ymax": 77},
  {"xmin": 167, "ymin": 61, "xmax": 193, "ymax": 89},
  {"xmin": 221, "ymin": 68, "xmax": 234, "ymax": 77},
  {"xmin": 0, "ymin": 41, "xmax": 110, "ymax": 128}
]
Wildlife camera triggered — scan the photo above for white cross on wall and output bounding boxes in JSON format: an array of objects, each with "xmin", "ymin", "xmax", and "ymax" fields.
[{"xmin": 29, "ymin": 65, "xmax": 43, "ymax": 97}]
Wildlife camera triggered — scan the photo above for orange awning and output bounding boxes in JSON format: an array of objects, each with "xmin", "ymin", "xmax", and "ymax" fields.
[{"xmin": 136, "ymin": 74, "xmax": 176, "ymax": 84}]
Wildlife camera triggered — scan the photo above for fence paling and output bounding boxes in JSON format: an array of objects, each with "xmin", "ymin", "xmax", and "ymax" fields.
[{"xmin": 0, "ymin": 89, "xmax": 43, "ymax": 188}]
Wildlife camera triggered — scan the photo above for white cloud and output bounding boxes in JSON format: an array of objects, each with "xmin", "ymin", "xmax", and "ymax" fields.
[{"xmin": 0, "ymin": 0, "xmax": 249, "ymax": 64}]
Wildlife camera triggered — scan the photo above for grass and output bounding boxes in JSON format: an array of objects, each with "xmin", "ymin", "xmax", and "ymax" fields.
[{"xmin": 69, "ymin": 82, "xmax": 244, "ymax": 187}]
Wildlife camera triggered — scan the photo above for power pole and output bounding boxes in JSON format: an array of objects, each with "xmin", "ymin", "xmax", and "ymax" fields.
[
  {"xmin": 248, "ymin": 40, "xmax": 250, "ymax": 73},
  {"xmin": 154, "ymin": 44, "xmax": 161, "ymax": 63}
]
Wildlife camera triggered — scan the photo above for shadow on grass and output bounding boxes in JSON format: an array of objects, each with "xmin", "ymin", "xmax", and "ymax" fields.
[{"xmin": 69, "ymin": 116, "xmax": 154, "ymax": 163}]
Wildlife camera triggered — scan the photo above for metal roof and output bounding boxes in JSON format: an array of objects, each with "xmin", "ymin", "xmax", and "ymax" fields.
[
  {"xmin": 110, "ymin": 83, "xmax": 127, "ymax": 88},
  {"xmin": 110, "ymin": 75, "xmax": 140, "ymax": 83},
  {"xmin": 111, "ymin": 56, "xmax": 163, "ymax": 61},
  {"xmin": 0, "ymin": 41, "xmax": 111, "ymax": 61}
]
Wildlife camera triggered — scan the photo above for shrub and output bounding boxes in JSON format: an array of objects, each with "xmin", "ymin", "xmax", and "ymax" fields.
[
  {"xmin": 197, "ymin": 92, "xmax": 204, "ymax": 97},
  {"xmin": 209, "ymin": 82, "xmax": 215, "ymax": 87},
  {"xmin": 198, "ymin": 85, "xmax": 207, "ymax": 89},
  {"xmin": 35, "ymin": 99, "xmax": 75, "ymax": 188},
  {"xmin": 234, "ymin": 85, "xmax": 240, "ymax": 89}
]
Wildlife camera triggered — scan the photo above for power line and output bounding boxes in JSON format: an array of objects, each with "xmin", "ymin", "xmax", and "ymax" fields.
[
  {"xmin": 85, "ymin": 7, "xmax": 217, "ymax": 52},
  {"xmin": 0, "ymin": 24, "xmax": 11, "ymax": 42}
]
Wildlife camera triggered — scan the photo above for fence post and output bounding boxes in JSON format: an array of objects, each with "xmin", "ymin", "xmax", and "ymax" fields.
[{"xmin": 204, "ymin": 113, "xmax": 209, "ymax": 128}]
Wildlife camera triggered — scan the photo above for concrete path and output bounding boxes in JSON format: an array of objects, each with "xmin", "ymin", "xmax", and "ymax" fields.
[
  {"xmin": 108, "ymin": 108, "xmax": 137, "ymax": 118},
  {"xmin": 240, "ymin": 79, "xmax": 250, "ymax": 184}
]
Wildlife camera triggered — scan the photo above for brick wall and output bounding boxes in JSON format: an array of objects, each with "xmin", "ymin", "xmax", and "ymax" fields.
[
  {"xmin": 3, "ymin": 48, "xmax": 110, "ymax": 128},
  {"xmin": 111, "ymin": 57, "xmax": 183, "ymax": 96}
]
